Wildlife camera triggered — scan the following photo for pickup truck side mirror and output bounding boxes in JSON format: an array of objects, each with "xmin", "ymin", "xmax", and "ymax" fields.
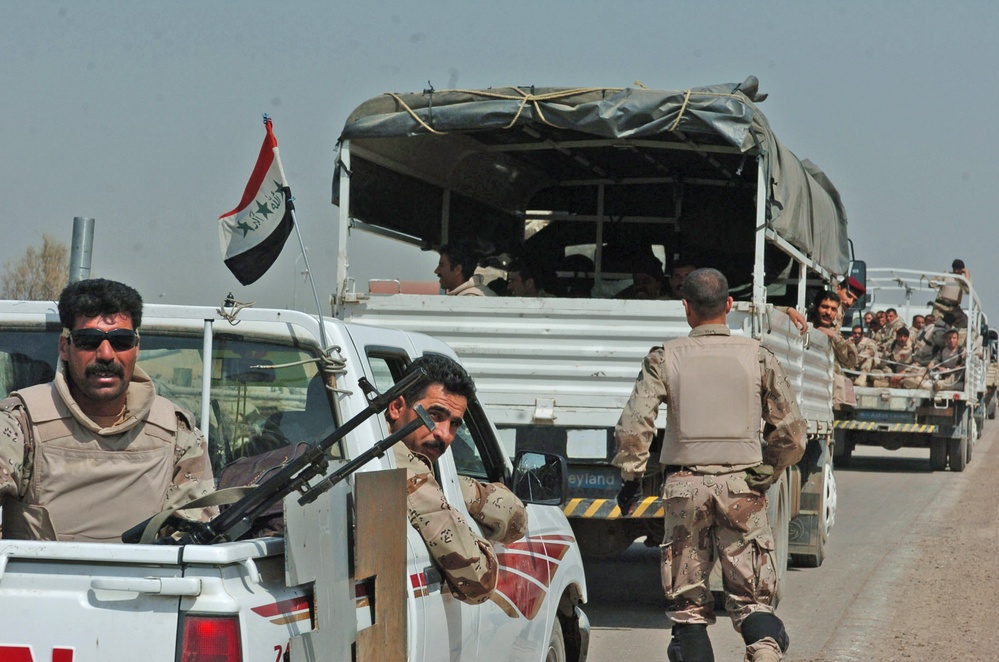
[{"xmin": 511, "ymin": 451, "xmax": 568, "ymax": 506}]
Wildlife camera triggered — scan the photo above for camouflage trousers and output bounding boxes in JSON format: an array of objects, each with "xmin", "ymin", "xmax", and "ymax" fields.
[{"xmin": 660, "ymin": 470, "xmax": 779, "ymax": 632}]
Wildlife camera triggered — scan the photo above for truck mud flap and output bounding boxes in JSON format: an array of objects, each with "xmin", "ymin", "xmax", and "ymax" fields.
[
  {"xmin": 563, "ymin": 496, "xmax": 663, "ymax": 519},
  {"xmin": 833, "ymin": 420, "xmax": 938, "ymax": 433}
]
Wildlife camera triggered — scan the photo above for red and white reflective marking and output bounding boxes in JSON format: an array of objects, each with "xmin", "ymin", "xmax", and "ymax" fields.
[
  {"xmin": 251, "ymin": 595, "xmax": 312, "ymax": 625},
  {"xmin": 405, "ymin": 534, "xmax": 577, "ymax": 620},
  {"xmin": 0, "ymin": 647, "xmax": 74, "ymax": 662}
]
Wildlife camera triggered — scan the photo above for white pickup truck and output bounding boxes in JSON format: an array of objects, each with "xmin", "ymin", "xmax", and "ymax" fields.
[{"xmin": 0, "ymin": 299, "xmax": 588, "ymax": 662}]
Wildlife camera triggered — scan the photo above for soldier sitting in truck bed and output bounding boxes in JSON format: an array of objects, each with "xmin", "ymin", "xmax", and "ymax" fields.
[
  {"xmin": 0, "ymin": 279, "xmax": 216, "ymax": 542},
  {"xmin": 926, "ymin": 328, "xmax": 966, "ymax": 391}
]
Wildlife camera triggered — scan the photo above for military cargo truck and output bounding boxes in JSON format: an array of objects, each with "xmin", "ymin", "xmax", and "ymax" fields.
[{"xmin": 331, "ymin": 77, "xmax": 851, "ymax": 569}]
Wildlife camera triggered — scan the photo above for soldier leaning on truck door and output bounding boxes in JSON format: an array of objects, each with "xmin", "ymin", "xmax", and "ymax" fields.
[
  {"xmin": 385, "ymin": 354, "xmax": 527, "ymax": 604},
  {"xmin": 612, "ymin": 268, "xmax": 807, "ymax": 662},
  {"xmin": 0, "ymin": 279, "xmax": 216, "ymax": 543}
]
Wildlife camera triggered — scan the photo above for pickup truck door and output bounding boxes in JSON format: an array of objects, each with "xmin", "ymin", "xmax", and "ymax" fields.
[
  {"xmin": 345, "ymin": 332, "xmax": 482, "ymax": 661},
  {"xmin": 440, "ymin": 400, "xmax": 555, "ymax": 661}
]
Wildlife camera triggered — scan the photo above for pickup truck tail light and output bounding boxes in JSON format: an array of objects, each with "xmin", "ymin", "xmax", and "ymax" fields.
[{"xmin": 180, "ymin": 615, "xmax": 242, "ymax": 662}]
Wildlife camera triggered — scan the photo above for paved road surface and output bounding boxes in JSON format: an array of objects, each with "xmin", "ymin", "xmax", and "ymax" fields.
[{"xmin": 584, "ymin": 421, "xmax": 996, "ymax": 660}]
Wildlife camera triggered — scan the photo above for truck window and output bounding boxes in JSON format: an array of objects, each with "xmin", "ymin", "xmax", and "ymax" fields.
[
  {"xmin": 0, "ymin": 328, "xmax": 340, "ymax": 478},
  {"xmin": 0, "ymin": 329, "xmax": 58, "ymax": 396},
  {"xmin": 142, "ymin": 333, "xmax": 339, "ymax": 475}
]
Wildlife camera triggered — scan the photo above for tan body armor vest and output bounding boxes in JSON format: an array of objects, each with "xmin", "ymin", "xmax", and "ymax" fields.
[
  {"xmin": 3, "ymin": 383, "xmax": 180, "ymax": 543},
  {"xmin": 659, "ymin": 334, "xmax": 764, "ymax": 467},
  {"xmin": 938, "ymin": 277, "xmax": 963, "ymax": 305}
]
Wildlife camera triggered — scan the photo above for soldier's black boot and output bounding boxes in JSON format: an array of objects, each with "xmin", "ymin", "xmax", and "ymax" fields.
[
  {"xmin": 671, "ymin": 624, "xmax": 713, "ymax": 662},
  {"xmin": 741, "ymin": 611, "xmax": 789, "ymax": 661}
]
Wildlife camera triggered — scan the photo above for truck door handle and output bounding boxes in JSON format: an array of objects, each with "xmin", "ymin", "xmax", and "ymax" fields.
[{"xmin": 90, "ymin": 576, "xmax": 202, "ymax": 596}]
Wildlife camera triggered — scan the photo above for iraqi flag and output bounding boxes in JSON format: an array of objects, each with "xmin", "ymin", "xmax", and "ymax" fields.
[{"xmin": 218, "ymin": 117, "xmax": 295, "ymax": 286}]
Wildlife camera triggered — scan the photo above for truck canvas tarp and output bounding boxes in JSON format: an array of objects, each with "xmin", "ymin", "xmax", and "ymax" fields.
[
  {"xmin": 334, "ymin": 76, "xmax": 849, "ymax": 287},
  {"xmin": 332, "ymin": 76, "xmax": 850, "ymax": 569}
]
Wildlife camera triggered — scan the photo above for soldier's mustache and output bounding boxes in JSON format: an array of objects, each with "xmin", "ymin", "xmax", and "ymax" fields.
[
  {"xmin": 426, "ymin": 439, "xmax": 446, "ymax": 454},
  {"xmin": 86, "ymin": 361, "xmax": 124, "ymax": 379}
]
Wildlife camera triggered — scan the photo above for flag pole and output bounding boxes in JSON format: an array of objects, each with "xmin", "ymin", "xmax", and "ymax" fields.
[
  {"xmin": 263, "ymin": 114, "xmax": 331, "ymax": 352},
  {"xmin": 288, "ymin": 203, "xmax": 331, "ymax": 352}
]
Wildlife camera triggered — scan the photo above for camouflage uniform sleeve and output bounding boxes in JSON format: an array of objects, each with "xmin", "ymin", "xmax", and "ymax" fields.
[
  {"xmin": 396, "ymin": 448, "xmax": 498, "ymax": 604},
  {"xmin": 0, "ymin": 405, "xmax": 30, "ymax": 503},
  {"xmin": 612, "ymin": 347, "xmax": 668, "ymax": 480},
  {"xmin": 459, "ymin": 476, "xmax": 528, "ymax": 544},
  {"xmin": 759, "ymin": 348, "xmax": 807, "ymax": 474},
  {"xmin": 830, "ymin": 333, "xmax": 859, "ymax": 370},
  {"xmin": 163, "ymin": 410, "xmax": 218, "ymax": 523}
]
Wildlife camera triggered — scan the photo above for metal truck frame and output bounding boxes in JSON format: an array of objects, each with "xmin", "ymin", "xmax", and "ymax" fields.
[
  {"xmin": 331, "ymin": 78, "xmax": 852, "ymax": 569},
  {"xmin": 834, "ymin": 268, "xmax": 988, "ymax": 471}
]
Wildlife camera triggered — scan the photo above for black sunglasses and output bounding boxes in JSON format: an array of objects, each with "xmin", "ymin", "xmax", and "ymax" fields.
[{"xmin": 67, "ymin": 328, "xmax": 140, "ymax": 351}]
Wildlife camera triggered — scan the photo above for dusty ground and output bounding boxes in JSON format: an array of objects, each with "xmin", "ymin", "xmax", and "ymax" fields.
[{"xmin": 803, "ymin": 428, "xmax": 999, "ymax": 661}]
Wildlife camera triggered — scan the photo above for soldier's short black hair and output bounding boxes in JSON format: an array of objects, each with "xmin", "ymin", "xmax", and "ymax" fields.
[
  {"xmin": 681, "ymin": 268, "xmax": 729, "ymax": 317},
  {"xmin": 439, "ymin": 243, "xmax": 478, "ymax": 282},
  {"xmin": 399, "ymin": 353, "xmax": 476, "ymax": 404},
  {"xmin": 58, "ymin": 278, "xmax": 143, "ymax": 330}
]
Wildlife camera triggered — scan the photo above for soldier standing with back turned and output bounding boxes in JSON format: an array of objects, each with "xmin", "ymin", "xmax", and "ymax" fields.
[{"xmin": 613, "ymin": 268, "xmax": 807, "ymax": 662}]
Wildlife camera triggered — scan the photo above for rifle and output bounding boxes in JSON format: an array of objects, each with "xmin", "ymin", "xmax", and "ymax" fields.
[{"xmin": 122, "ymin": 368, "xmax": 433, "ymax": 545}]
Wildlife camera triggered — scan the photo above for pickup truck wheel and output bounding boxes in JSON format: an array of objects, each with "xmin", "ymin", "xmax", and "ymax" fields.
[
  {"xmin": 929, "ymin": 439, "xmax": 948, "ymax": 471},
  {"xmin": 546, "ymin": 616, "xmax": 567, "ymax": 662}
]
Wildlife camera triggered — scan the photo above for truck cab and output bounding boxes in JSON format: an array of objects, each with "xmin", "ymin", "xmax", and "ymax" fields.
[{"xmin": 0, "ymin": 299, "xmax": 588, "ymax": 661}]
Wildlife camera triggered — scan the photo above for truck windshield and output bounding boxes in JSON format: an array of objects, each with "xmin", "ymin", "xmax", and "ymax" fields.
[{"xmin": 0, "ymin": 328, "xmax": 340, "ymax": 479}]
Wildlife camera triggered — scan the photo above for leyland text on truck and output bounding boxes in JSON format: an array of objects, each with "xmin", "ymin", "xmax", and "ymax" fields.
[{"xmin": 330, "ymin": 76, "xmax": 852, "ymax": 570}]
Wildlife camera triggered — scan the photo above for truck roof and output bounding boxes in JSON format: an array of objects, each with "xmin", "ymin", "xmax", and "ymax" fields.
[{"xmin": 335, "ymin": 75, "xmax": 850, "ymax": 276}]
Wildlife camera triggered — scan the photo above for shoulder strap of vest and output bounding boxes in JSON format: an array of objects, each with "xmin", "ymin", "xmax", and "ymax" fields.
[{"xmin": 6, "ymin": 384, "xmax": 68, "ymax": 424}]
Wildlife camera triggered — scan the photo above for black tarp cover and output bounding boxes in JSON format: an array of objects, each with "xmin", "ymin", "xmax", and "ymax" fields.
[{"xmin": 339, "ymin": 76, "xmax": 849, "ymax": 276}]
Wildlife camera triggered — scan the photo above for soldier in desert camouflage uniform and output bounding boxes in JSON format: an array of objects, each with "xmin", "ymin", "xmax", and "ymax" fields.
[
  {"xmin": 849, "ymin": 325, "xmax": 881, "ymax": 386},
  {"xmin": 613, "ymin": 268, "xmax": 806, "ymax": 662},
  {"xmin": 0, "ymin": 279, "xmax": 215, "ymax": 542},
  {"xmin": 387, "ymin": 354, "xmax": 527, "ymax": 604}
]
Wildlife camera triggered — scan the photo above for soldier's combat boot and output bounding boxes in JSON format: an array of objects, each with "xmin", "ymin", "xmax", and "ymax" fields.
[
  {"xmin": 741, "ymin": 611, "xmax": 788, "ymax": 661},
  {"xmin": 672, "ymin": 623, "xmax": 713, "ymax": 662}
]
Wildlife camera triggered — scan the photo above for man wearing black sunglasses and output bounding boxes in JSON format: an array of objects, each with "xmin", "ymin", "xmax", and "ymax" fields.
[{"xmin": 0, "ymin": 278, "xmax": 216, "ymax": 542}]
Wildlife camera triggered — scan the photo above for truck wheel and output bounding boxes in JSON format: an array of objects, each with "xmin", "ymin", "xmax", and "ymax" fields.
[
  {"xmin": 768, "ymin": 478, "xmax": 790, "ymax": 606},
  {"xmin": 929, "ymin": 439, "xmax": 947, "ymax": 471},
  {"xmin": 948, "ymin": 434, "xmax": 968, "ymax": 472},
  {"xmin": 790, "ymin": 460, "xmax": 835, "ymax": 568},
  {"xmin": 834, "ymin": 443, "xmax": 852, "ymax": 468},
  {"xmin": 546, "ymin": 616, "xmax": 567, "ymax": 662},
  {"xmin": 571, "ymin": 519, "xmax": 635, "ymax": 557}
]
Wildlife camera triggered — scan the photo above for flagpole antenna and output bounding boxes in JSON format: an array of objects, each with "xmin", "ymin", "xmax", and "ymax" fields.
[{"xmin": 288, "ymin": 202, "xmax": 332, "ymax": 352}]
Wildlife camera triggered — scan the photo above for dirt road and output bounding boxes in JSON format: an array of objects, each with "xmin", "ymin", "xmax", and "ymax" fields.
[{"xmin": 585, "ymin": 420, "xmax": 999, "ymax": 660}]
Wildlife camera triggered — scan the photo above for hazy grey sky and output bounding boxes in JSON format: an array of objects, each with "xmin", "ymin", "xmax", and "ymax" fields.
[{"xmin": 4, "ymin": 2, "xmax": 998, "ymax": 316}]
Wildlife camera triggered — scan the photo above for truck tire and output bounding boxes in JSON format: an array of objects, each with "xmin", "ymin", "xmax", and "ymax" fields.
[
  {"xmin": 833, "ymin": 430, "xmax": 852, "ymax": 468},
  {"xmin": 929, "ymin": 439, "xmax": 947, "ymax": 471},
  {"xmin": 546, "ymin": 615, "xmax": 567, "ymax": 662},
  {"xmin": 768, "ymin": 478, "xmax": 790, "ymax": 606},
  {"xmin": 948, "ymin": 434, "xmax": 968, "ymax": 472},
  {"xmin": 790, "ymin": 459, "xmax": 836, "ymax": 568},
  {"xmin": 571, "ymin": 519, "xmax": 635, "ymax": 557}
]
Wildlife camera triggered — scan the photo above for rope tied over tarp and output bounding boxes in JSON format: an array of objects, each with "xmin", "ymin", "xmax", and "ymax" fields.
[{"xmin": 383, "ymin": 86, "xmax": 760, "ymax": 136}]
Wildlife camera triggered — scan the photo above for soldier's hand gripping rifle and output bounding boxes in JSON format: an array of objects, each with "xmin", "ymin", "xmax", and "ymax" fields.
[{"xmin": 122, "ymin": 368, "xmax": 432, "ymax": 545}]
